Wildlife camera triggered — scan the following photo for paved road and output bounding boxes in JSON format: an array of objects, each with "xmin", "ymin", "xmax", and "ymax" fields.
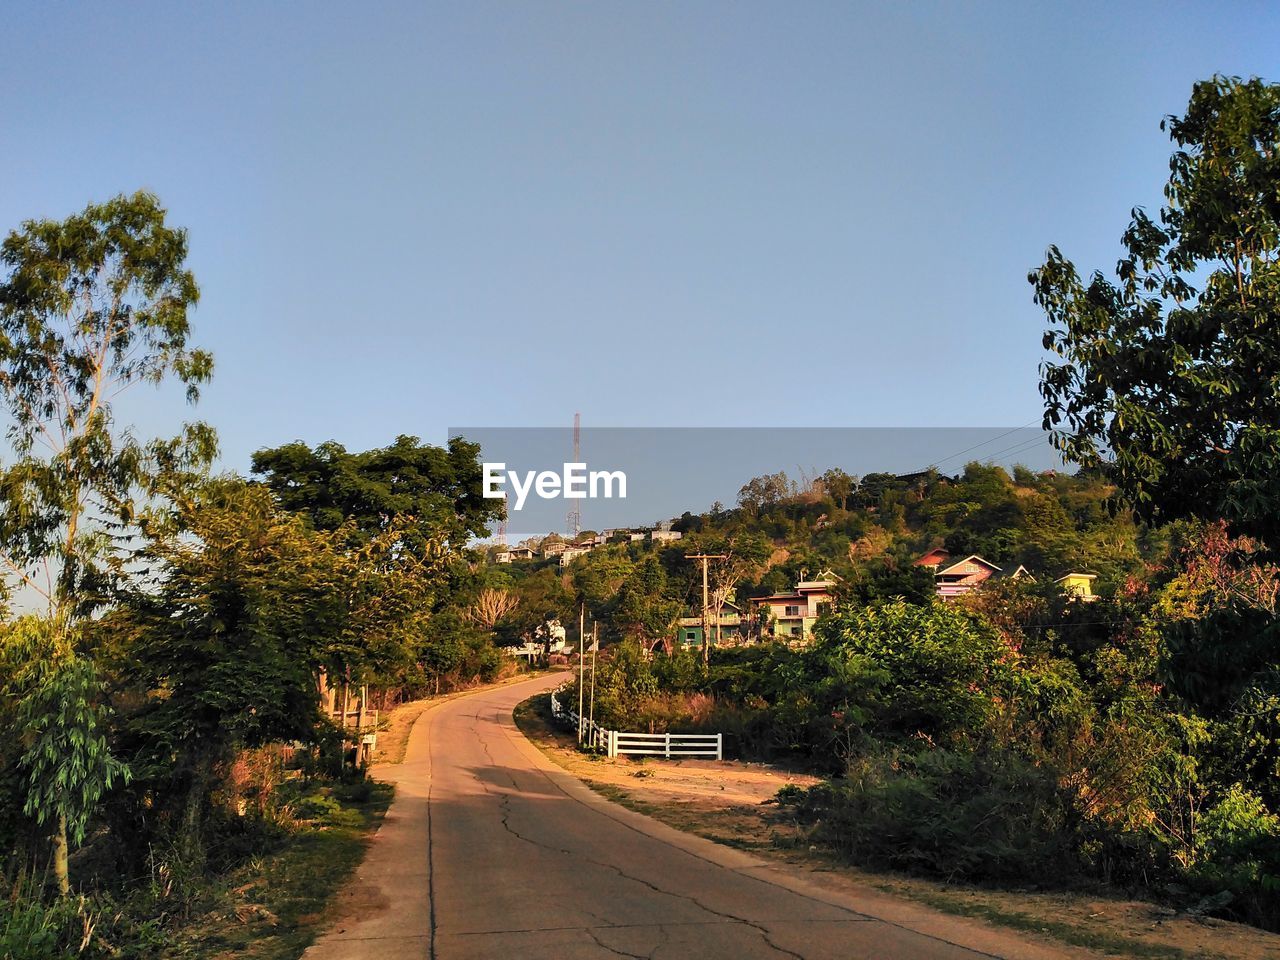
[{"xmin": 306, "ymin": 673, "xmax": 1092, "ymax": 960}]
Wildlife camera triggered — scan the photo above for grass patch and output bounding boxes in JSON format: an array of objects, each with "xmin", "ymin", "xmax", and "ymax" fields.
[{"xmin": 153, "ymin": 780, "xmax": 393, "ymax": 960}]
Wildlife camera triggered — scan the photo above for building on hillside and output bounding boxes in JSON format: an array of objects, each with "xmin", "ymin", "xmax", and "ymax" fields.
[
  {"xmin": 676, "ymin": 601, "xmax": 743, "ymax": 648},
  {"xmin": 559, "ymin": 543, "xmax": 593, "ymax": 567},
  {"xmin": 933, "ymin": 554, "xmax": 1001, "ymax": 598},
  {"xmin": 540, "ymin": 539, "xmax": 568, "ymax": 558},
  {"xmin": 1056, "ymin": 572, "xmax": 1097, "ymax": 601},
  {"xmin": 751, "ymin": 575, "xmax": 837, "ymax": 641},
  {"xmin": 650, "ymin": 529, "xmax": 683, "ymax": 543},
  {"xmin": 915, "ymin": 547, "xmax": 1091, "ymax": 600},
  {"xmin": 505, "ymin": 545, "xmax": 535, "ymax": 562},
  {"xmin": 495, "ymin": 549, "xmax": 513, "ymax": 564}
]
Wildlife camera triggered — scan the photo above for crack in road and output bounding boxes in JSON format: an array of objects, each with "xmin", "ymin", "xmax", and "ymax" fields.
[
  {"xmin": 585, "ymin": 926, "xmax": 653, "ymax": 960},
  {"xmin": 469, "ymin": 709, "xmax": 808, "ymax": 959}
]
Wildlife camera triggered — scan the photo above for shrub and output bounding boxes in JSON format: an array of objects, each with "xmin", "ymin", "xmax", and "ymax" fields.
[
  {"xmin": 1190, "ymin": 785, "xmax": 1280, "ymax": 929},
  {"xmin": 779, "ymin": 747, "xmax": 1080, "ymax": 882}
]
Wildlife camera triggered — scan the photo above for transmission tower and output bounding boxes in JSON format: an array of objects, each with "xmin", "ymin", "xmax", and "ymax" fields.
[{"xmin": 566, "ymin": 411, "xmax": 582, "ymax": 537}]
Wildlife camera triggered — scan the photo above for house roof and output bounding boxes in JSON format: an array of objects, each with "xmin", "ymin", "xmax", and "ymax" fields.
[
  {"xmin": 795, "ymin": 581, "xmax": 835, "ymax": 592},
  {"xmin": 935, "ymin": 554, "xmax": 1002, "ymax": 577},
  {"xmin": 751, "ymin": 593, "xmax": 804, "ymax": 604},
  {"xmin": 914, "ymin": 548, "xmax": 952, "ymax": 566},
  {"xmin": 1055, "ymin": 572, "xmax": 1097, "ymax": 582}
]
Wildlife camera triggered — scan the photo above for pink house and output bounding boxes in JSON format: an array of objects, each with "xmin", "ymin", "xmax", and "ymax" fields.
[
  {"xmin": 751, "ymin": 573, "xmax": 837, "ymax": 640},
  {"xmin": 932, "ymin": 554, "xmax": 1001, "ymax": 598}
]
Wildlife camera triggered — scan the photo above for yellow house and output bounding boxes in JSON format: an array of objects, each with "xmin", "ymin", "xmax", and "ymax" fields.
[{"xmin": 1055, "ymin": 573, "xmax": 1097, "ymax": 601}]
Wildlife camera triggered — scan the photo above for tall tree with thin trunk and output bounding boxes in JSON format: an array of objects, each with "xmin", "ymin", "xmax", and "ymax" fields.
[{"xmin": 0, "ymin": 191, "xmax": 215, "ymax": 892}]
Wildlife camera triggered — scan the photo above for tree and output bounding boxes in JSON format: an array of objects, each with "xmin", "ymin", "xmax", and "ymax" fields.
[
  {"xmin": 737, "ymin": 472, "xmax": 793, "ymax": 516},
  {"xmin": 1031, "ymin": 76, "xmax": 1280, "ymax": 546},
  {"xmin": 0, "ymin": 191, "xmax": 215, "ymax": 615},
  {"xmin": 1, "ymin": 619, "xmax": 128, "ymax": 895},
  {"xmin": 468, "ymin": 587, "xmax": 519, "ymax": 629},
  {"xmin": 251, "ymin": 435, "xmax": 503, "ymax": 555},
  {"xmin": 820, "ymin": 468, "xmax": 857, "ymax": 511},
  {"xmin": 0, "ymin": 191, "xmax": 214, "ymax": 891},
  {"xmin": 613, "ymin": 556, "xmax": 682, "ymax": 649},
  {"xmin": 118, "ymin": 481, "xmax": 350, "ymax": 862}
]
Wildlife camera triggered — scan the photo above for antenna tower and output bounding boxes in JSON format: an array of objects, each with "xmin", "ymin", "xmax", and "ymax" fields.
[{"xmin": 567, "ymin": 412, "xmax": 582, "ymax": 537}]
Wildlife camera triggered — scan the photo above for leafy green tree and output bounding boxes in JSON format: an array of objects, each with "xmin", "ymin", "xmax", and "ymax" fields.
[
  {"xmin": 1, "ymin": 619, "xmax": 128, "ymax": 895},
  {"xmin": 495, "ymin": 566, "xmax": 573, "ymax": 647},
  {"xmin": 737, "ymin": 472, "xmax": 793, "ymax": 516},
  {"xmin": 820, "ymin": 468, "xmax": 857, "ymax": 510},
  {"xmin": 0, "ymin": 191, "xmax": 215, "ymax": 615},
  {"xmin": 1031, "ymin": 76, "xmax": 1280, "ymax": 546},
  {"xmin": 251, "ymin": 435, "xmax": 502, "ymax": 554},
  {"xmin": 0, "ymin": 191, "xmax": 213, "ymax": 891},
  {"xmin": 613, "ymin": 556, "xmax": 682, "ymax": 648},
  {"xmin": 118, "ymin": 481, "xmax": 362, "ymax": 862}
]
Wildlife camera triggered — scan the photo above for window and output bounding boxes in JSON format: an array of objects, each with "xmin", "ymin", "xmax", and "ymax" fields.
[
  {"xmin": 789, "ymin": 625, "xmax": 802, "ymax": 636},
  {"xmin": 784, "ymin": 605, "xmax": 801, "ymax": 617},
  {"xmin": 685, "ymin": 631, "xmax": 696, "ymax": 641}
]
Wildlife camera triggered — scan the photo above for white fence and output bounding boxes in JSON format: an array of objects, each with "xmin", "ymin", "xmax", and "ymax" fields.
[{"xmin": 550, "ymin": 690, "xmax": 722, "ymax": 760}]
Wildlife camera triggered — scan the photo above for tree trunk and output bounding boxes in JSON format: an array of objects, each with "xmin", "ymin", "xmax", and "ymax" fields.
[
  {"xmin": 180, "ymin": 754, "xmax": 213, "ymax": 868},
  {"xmin": 52, "ymin": 813, "xmax": 70, "ymax": 896}
]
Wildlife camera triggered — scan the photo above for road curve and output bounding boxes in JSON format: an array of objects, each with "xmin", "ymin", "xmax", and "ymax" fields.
[{"xmin": 305, "ymin": 672, "xmax": 1093, "ymax": 960}]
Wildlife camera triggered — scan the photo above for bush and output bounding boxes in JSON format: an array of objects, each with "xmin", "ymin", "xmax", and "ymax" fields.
[
  {"xmin": 779, "ymin": 747, "xmax": 1080, "ymax": 882},
  {"xmin": 1190, "ymin": 785, "xmax": 1280, "ymax": 929}
]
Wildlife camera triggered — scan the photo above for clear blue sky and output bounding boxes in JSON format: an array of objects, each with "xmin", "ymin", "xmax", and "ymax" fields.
[{"xmin": 2, "ymin": 2, "xmax": 1276, "ymax": 473}]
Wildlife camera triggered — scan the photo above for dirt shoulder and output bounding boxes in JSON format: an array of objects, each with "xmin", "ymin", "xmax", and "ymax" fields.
[{"xmin": 514, "ymin": 692, "xmax": 1280, "ymax": 960}]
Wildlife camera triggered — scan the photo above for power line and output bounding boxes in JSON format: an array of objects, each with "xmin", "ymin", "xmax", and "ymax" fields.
[{"xmin": 925, "ymin": 419, "xmax": 1044, "ymax": 472}]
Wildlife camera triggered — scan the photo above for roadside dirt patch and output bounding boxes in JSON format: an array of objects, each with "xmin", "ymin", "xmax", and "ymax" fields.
[{"xmin": 516, "ymin": 692, "xmax": 1280, "ymax": 960}]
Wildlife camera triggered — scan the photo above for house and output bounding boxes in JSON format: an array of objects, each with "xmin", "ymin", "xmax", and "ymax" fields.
[
  {"xmin": 676, "ymin": 601, "xmax": 743, "ymax": 648},
  {"xmin": 495, "ymin": 549, "xmax": 513, "ymax": 564},
  {"xmin": 751, "ymin": 575, "xmax": 837, "ymax": 641},
  {"xmin": 650, "ymin": 529, "xmax": 683, "ymax": 543},
  {"xmin": 505, "ymin": 545, "xmax": 535, "ymax": 562},
  {"xmin": 1056, "ymin": 572, "xmax": 1097, "ymax": 601},
  {"xmin": 933, "ymin": 554, "xmax": 1001, "ymax": 598},
  {"xmin": 559, "ymin": 544, "xmax": 593, "ymax": 567},
  {"xmin": 540, "ymin": 539, "xmax": 568, "ymax": 558}
]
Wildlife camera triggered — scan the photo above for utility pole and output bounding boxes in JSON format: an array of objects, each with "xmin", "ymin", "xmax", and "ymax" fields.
[
  {"xmin": 588, "ymin": 621, "xmax": 598, "ymax": 743},
  {"xmin": 578, "ymin": 603, "xmax": 585, "ymax": 744},
  {"xmin": 686, "ymin": 553, "xmax": 726, "ymax": 663}
]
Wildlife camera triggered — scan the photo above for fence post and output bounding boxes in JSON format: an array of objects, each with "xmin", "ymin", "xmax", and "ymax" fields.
[
  {"xmin": 664, "ymin": 732, "xmax": 671, "ymax": 760},
  {"xmin": 716, "ymin": 732, "xmax": 723, "ymax": 761},
  {"xmin": 609, "ymin": 730, "xmax": 617, "ymax": 759}
]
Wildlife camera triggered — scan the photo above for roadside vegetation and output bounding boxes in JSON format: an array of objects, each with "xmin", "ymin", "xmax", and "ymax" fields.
[{"xmin": 0, "ymin": 195, "xmax": 519, "ymax": 956}]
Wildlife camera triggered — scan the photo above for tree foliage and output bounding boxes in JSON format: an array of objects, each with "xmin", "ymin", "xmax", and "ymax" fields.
[
  {"xmin": 0, "ymin": 191, "xmax": 215, "ymax": 615},
  {"xmin": 250, "ymin": 434, "xmax": 502, "ymax": 554},
  {"xmin": 1032, "ymin": 76, "xmax": 1280, "ymax": 545}
]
